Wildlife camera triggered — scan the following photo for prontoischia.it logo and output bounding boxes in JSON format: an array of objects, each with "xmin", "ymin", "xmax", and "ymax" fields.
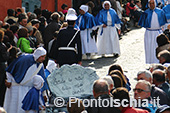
[{"xmin": 54, "ymin": 97, "xmax": 160, "ymax": 108}]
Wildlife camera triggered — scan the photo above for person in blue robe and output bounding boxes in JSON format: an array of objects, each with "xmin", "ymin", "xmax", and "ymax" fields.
[
  {"xmin": 162, "ymin": 0, "xmax": 170, "ymax": 29},
  {"xmin": 22, "ymin": 75, "xmax": 45, "ymax": 113},
  {"xmin": 3, "ymin": 47, "xmax": 48, "ymax": 113},
  {"xmin": 138, "ymin": 0, "xmax": 167, "ymax": 64},
  {"xmin": 95, "ymin": 1, "xmax": 121, "ymax": 56},
  {"xmin": 76, "ymin": 5, "xmax": 97, "ymax": 59}
]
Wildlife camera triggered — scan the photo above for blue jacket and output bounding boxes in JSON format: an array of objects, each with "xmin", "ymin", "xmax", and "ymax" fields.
[{"xmin": 138, "ymin": 7, "xmax": 167, "ymax": 28}]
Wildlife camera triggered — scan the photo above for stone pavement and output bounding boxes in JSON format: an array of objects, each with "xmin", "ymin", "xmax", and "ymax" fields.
[{"xmin": 82, "ymin": 27, "xmax": 150, "ymax": 97}]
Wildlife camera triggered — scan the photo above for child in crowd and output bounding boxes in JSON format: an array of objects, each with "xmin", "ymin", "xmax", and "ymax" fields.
[{"xmin": 22, "ymin": 75, "xmax": 45, "ymax": 113}]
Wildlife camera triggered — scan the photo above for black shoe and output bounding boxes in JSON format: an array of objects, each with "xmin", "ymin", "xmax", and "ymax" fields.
[{"xmin": 114, "ymin": 54, "xmax": 119, "ymax": 58}]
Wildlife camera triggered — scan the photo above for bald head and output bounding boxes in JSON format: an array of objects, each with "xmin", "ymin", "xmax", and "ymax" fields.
[{"xmin": 93, "ymin": 79, "xmax": 109, "ymax": 98}]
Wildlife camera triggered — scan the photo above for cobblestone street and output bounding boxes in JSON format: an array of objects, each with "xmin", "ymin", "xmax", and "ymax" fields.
[{"xmin": 82, "ymin": 27, "xmax": 150, "ymax": 96}]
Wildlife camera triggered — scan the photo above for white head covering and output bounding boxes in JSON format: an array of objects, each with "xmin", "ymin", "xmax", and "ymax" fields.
[
  {"xmin": 103, "ymin": 1, "xmax": 111, "ymax": 9},
  {"xmin": 46, "ymin": 60, "xmax": 57, "ymax": 73},
  {"xmin": 66, "ymin": 8, "xmax": 77, "ymax": 21},
  {"xmin": 33, "ymin": 75, "xmax": 44, "ymax": 90},
  {"xmin": 148, "ymin": 0, "xmax": 156, "ymax": 8},
  {"xmin": 33, "ymin": 47, "xmax": 46, "ymax": 61},
  {"xmin": 80, "ymin": 5, "xmax": 89, "ymax": 13}
]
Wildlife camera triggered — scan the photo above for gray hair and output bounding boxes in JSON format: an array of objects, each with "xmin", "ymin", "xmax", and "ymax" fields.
[
  {"xmin": 100, "ymin": 76, "xmax": 114, "ymax": 89},
  {"xmin": 137, "ymin": 70, "xmax": 152, "ymax": 79},
  {"xmin": 137, "ymin": 80, "xmax": 152, "ymax": 92},
  {"xmin": 93, "ymin": 79, "xmax": 109, "ymax": 94}
]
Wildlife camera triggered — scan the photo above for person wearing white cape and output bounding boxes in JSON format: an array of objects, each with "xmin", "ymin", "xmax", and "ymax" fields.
[
  {"xmin": 3, "ymin": 47, "xmax": 47, "ymax": 113},
  {"xmin": 96, "ymin": 1, "xmax": 121, "ymax": 57},
  {"xmin": 138, "ymin": 0, "xmax": 167, "ymax": 64}
]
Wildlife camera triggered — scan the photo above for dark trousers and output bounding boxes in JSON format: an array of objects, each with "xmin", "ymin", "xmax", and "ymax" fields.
[{"xmin": 0, "ymin": 63, "xmax": 7, "ymax": 106}]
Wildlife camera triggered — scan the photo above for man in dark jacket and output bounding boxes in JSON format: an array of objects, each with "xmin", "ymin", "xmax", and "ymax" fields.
[
  {"xmin": 52, "ymin": 8, "xmax": 82, "ymax": 67},
  {"xmin": 43, "ymin": 12, "xmax": 61, "ymax": 67}
]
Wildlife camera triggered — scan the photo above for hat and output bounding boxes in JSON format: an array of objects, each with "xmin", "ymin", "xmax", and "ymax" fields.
[
  {"xmin": 67, "ymin": 8, "xmax": 77, "ymax": 15},
  {"xmin": 66, "ymin": 8, "xmax": 77, "ymax": 21},
  {"xmin": 66, "ymin": 14, "xmax": 77, "ymax": 21},
  {"xmin": 80, "ymin": 5, "xmax": 88, "ymax": 13},
  {"xmin": 103, "ymin": 1, "xmax": 111, "ymax": 9},
  {"xmin": 33, "ymin": 75, "xmax": 44, "ymax": 90},
  {"xmin": 33, "ymin": 47, "xmax": 46, "ymax": 61},
  {"xmin": 31, "ymin": 19, "xmax": 40, "ymax": 25},
  {"xmin": 156, "ymin": 105, "xmax": 170, "ymax": 113}
]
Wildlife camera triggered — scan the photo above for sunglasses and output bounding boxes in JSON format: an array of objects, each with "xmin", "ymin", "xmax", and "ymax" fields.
[{"xmin": 133, "ymin": 88, "xmax": 149, "ymax": 93}]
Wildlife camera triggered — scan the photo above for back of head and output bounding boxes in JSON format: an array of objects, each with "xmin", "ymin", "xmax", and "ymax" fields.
[
  {"xmin": 93, "ymin": 79, "xmax": 109, "ymax": 95},
  {"xmin": 149, "ymin": 63, "xmax": 166, "ymax": 72},
  {"xmin": 51, "ymin": 12, "xmax": 60, "ymax": 21},
  {"xmin": 18, "ymin": 13, "xmax": 27, "ymax": 23},
  {"xmin": 112, "ymin": 87, "xmax": 130, "ymax": 104},
  {"xmin": 110, "ymin": 70, "xmax": 127, "ymax": 86},
  {"xmin": 108, "ymin": 64, "xmax": 123, "ymax": 75},
  {"xmin": 28, "ymin": 13, "xmax": 37, "ymax": 21},
  {"xmin": 111, "ymin": 74, "xmax": 123, "ymax": 88},
  {"xmin": 101, "ymin": 76, "xmax": 114, "ymax": 90},
  {"xmin": 34, "ymin": 8, "xmax": 42, "ymax": 17},
  {"xmin": 7, "ymin": 9, "xmax": 15, "ymax": 16},
  {"xmin": 158, "ymin": 50, "xmax": 170, "ymax": 63},
  {"xmin": 33, "ymin": 75, "xmax": 44, "ymax": 90},
  {"xmin": 67, "ymin": 99, "xmax": 85, "ymax": 113},
  {"xmin": 39, "ymin": 16, "xmax": 46, "ymax": 25},
  {"xmin": 152, "ymin": 70, "xmax": 166, "ymax": 83},
  {"xmin": 157, "ymin": 34, "xmax": 170, "ymax": 47},
  {"xmin": 18, "ymin": 28, "xmax": 28, "ymax": 38},
  {"xmin": 5, "ymin": 29, "xmax": 14, "ymax": 41}
]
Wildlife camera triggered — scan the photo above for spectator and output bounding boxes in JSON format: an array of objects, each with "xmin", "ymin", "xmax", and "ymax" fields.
[
  {"xmin": 0, "ymin": 30, "xmax": 11, "ymax": 107},
  {"xmin": 110, "ymin": 74, "xmax": 123, "ymax": 88},
  {"xmin": 152, "ymin": 70, "xmax": 170, "ymax": 99},
  {"xmin": 158, "ymin": 50, "xmax": 170, "ymax": 66},
  {"xmin": 86, "ymin": 79, "xmax": 121, "ymax": 113},
  {"xmin": 112, "ymin": 87, "xmax": 149, "ymax": 113},
  {"xmin": 67, "ymin": 99, "xmax": 87, "ymax": 113},
  {"xmin": 4, "ymin": 9, "xmax": 18, "ymax": 23},
  {"xmin": 61, "ymin": 4, "xmax": 68, "ymax": 15},
  {"xmin": 100, "ymin": 76, "xmax": 114, "ymax": 91},
  {"xmin": 134, "ymin": 80, "xmax": 157, "ymax": 113},
  {"xmin": 34, "ymin": 8, "xmax": 42, "ymax": 19},
  {"xmin": 31, "ymin": 19, "xmax": 44, "ymax": 47},
  {"xmin": 156, "ymin": 34, "xmax": 170, "ymax": 59},
  {"xmin": 17, "ymin": 28, "xmax": 35, "ymax": 53},
  {"xmin": 137, "ymin": 70, "xmax": 170, "ymax": 105},
  {"xmin": 10, "ymin": 25, "xmax": 19, "ymax": 44},
  {"xmin": 17, "ymin": 14, "xmax": 27, "ymax": 28}
]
